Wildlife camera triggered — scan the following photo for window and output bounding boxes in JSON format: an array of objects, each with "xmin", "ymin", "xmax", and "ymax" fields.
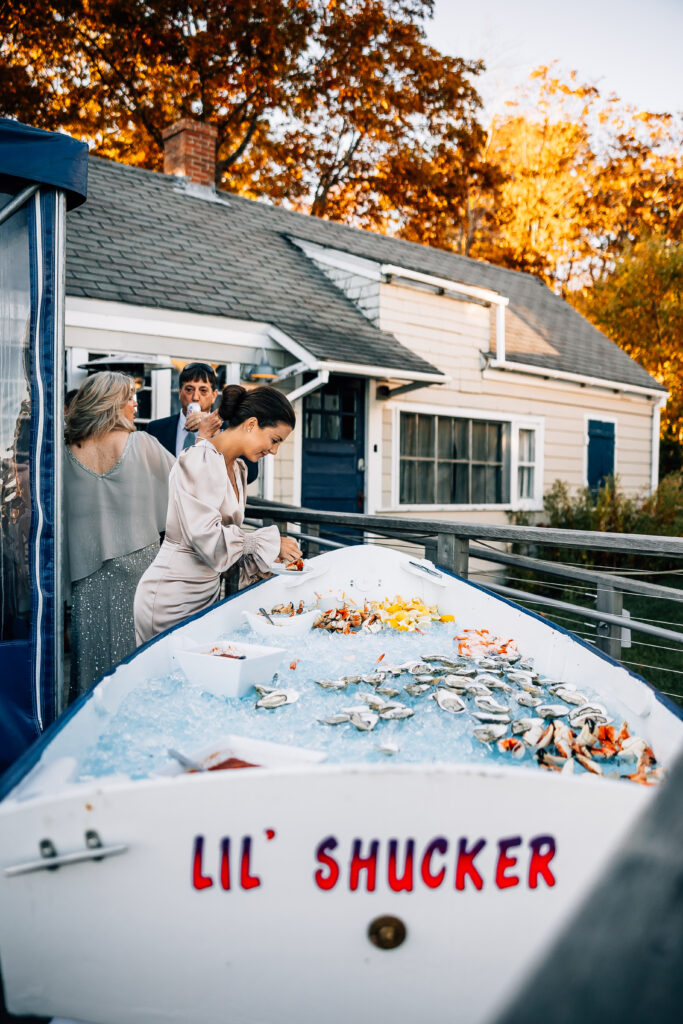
[
  {"xmin": 518, "ymin": 428, "xmax": 536, "ymax": 500},
  {"xmin": 304, "ymin": 387, "xmax": 357, "ymax": 441},
  {"xmin": 400, "ymin": 412, "xmax": 509, "ymax": 505},
  {"xmin": 398, "ymin": 410, "xmax": 541, "ymax": 508}
]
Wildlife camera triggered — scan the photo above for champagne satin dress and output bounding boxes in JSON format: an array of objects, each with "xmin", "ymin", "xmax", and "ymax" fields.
[{"xmin": 133, "ymin": 439, "xmax": 280, "ymax": 645}]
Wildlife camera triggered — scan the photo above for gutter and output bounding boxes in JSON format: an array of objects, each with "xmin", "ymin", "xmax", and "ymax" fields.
[
  {"xmin": 380, "ymin": 264, "xmax": 508, "ymax": 362},
  {"xmin": 288, "ymin": 370, "xmax": 330, "ymax": 404},
  {"xmin": 484, "ymin": 355, "xmax": 668, "ymax": 399}
]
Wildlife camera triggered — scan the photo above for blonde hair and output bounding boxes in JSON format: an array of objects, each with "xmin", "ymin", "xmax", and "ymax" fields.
[{"xmin": 65, "ymin": 371, "xmax": 136, "ymax": 444}]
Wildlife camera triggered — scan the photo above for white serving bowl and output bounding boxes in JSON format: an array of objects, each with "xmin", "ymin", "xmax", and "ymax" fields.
[
  {"xmin": 172, "ymin": 639, "xmax": 286, "ymax": 699},
  {"xmin": 242, "ymin": 608, "xmax": 321, "ymax": 639}
]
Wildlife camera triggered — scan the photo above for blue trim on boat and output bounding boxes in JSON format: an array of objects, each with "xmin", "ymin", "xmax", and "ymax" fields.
[
  {"xmin": 0, "ymin": 577, "xmax": 269, "ymax": 800},
  {"xmin": 2, "ymin": 553, "xmax": 680, "ymax": 799}
]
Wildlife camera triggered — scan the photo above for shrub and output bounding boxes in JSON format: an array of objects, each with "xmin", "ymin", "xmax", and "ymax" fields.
[{"xmin": 542, "ymin": 474, "xmax": 683, "ymax": 537}]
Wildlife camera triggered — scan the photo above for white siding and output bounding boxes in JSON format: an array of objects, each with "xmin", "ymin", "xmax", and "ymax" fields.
[{"xmin": 376, "ymin": 283, "xmax": 655, "ymax": 523}]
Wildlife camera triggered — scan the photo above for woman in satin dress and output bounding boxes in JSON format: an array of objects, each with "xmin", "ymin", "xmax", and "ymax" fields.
[{"xmin": 134, "ymin": 384, "xmax": 301, "ymax": 645}]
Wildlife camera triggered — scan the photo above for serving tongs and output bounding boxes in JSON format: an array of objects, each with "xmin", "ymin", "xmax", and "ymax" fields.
[{"xmin": 167, "ymin": 747, "xmax": 206, "ymax": 773}]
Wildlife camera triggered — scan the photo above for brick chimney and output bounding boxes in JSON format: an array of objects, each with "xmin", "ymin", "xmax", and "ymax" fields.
[{"xmin": 162, "ymin": 119, "xmax": 218, "ymax": 187}]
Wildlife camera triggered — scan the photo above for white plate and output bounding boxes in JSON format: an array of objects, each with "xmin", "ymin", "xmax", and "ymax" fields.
[{"xmin": 268, "ymin": 560, "xmax": 314, "ymax": 576}]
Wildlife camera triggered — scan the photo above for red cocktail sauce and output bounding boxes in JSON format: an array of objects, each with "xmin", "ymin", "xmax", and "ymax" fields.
[{"xmin": 207, "ymin": 757, "xmax": 260, "ymax": 771}]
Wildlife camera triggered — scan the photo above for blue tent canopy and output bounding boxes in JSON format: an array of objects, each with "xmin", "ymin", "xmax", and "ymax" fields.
[{"xmin": 0, "ymin": 118, "xmax": 88, "ymax": 210}]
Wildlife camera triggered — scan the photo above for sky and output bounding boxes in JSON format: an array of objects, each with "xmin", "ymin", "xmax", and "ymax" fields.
[{"xmin": 425, "ymin": 0, "xmax": 683, "ymax": 119}]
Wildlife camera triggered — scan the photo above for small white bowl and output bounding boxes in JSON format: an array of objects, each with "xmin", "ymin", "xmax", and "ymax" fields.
[
  {"xmin": 242, "ymin": 608, "xmax": 321, "ymax": 639},
  {"xmin": 173, "ymin": 639, "xmax": 286, "ymax": 699}
]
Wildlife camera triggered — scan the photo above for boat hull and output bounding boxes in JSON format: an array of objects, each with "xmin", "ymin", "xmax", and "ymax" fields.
[{"xmin": 1, "ymin": 546, "xmax": 681, "ymax": 1023}]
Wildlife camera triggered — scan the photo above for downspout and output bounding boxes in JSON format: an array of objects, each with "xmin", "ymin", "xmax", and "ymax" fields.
[
  {"xmin": 287, "ymin": 369, "xmax": 329, "ymax": 404},
  {"xmin": 651, "ymin": 395, "xmax": 668, "ymax": 493}
]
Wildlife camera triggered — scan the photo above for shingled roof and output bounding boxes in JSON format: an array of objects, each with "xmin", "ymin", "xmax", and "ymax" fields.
[
  {"xmin": 66, "ymin": 158, "xmax": 441, "ymax": 379},
  {"xmin": 66, "ymin": 157, "xmax": 663, "ymax": 393}
]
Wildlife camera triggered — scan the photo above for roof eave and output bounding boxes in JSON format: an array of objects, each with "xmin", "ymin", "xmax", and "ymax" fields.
[{"xmin": 485, "ymin": 357, "xmax": 667, "ymax": 398}]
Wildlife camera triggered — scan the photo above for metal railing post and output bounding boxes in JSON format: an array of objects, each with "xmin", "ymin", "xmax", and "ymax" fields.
[
  {"xmin": 596, "ymin": 584, "xmax": 624, "ymax": 661},
  {"xmin": 437, "ymin": 533, "xmax": 469, "ymax": 578},
  {"xmin": 308, "ymin": 523, "xmax": 320, "ymax": 558}
]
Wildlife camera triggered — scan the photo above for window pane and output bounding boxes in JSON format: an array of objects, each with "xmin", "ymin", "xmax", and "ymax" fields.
[
  {"xmin": 472, "ymin": 464, "xmax": 486, "ymax": 503},
  {"xmin": 400, "ymin": 459, "xmax": 434, "ymax": 504},
  {"xmin": 324, "ymin": 393, "xmax": 340, "ymax": 411},
  {"xmin": 307, "ymin": 392, "xmax": 321, "ymax": 410},
  {"xmin": 453, "ymin": 419, "xmax": 469, "ymax": 460},
  {"xmin": 519, "ymin": 428, "xmax": 535, "ymax": 463},
  {"xmin": 437, "ymin": 418, "xmax": 452, "ymax": 459},
  {"xmin": 341, "ymin": 390, "xmax": 356, "ymax": 414},
  {"xmin": 488, "ymin": 423, "xmax": 502, "ymax": 461},
  {"xmin": 400, "ymin": 459, "xmax": 416, "ymax": 504},
  {"xmin": 341, "ymin": 415, "xmax": 355, "ymax": 441},
  {"xmin": 487, "ymin": 465, "xmax": 502, "ymax": 503},
  {"xmin": 417, "ymin": 414, "xmax": 435, "ymax": 457},
  {"xmin": 454, "ymin": 463, "xmax": 470, "ymax": 503},
  {"xmin": 472, "ymin": 421, "xmax": 488, "ymax": 461},
  {"xmin": 324, "ymin": 414, "xmax": 341, "ymax": 440},
  {"xmin": 306, "ymin": 412, "xmax": 321, "ymax": 439},
  {"xmin": 400, "ymin": 413, "xmax": 417, "ymax": 456},
  {"xmin": 437, "ymin": 462, "xmax": 455, "ymax": 503},
  {"xmin": 519, "ymin": 466, "xmax": 534, "ymax": 499}
]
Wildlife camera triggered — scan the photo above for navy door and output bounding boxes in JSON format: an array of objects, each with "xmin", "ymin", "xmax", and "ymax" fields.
[
  {"xmin": 301, "ymin": 377, "xmax": 366, "ymax": 533},
  {"xmin": 587, "ymin": 420, "xmax": 615, "ymax": 493}
]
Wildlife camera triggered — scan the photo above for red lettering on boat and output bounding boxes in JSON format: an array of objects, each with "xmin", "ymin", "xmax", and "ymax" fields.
[
  {"xmin": 421, "ymin": 837, "xmax": 448, "ymax": 889},
  {"xmin": 314, "ymin": 836, "xmax": 340, "ymax": 890},
  {"xmin": 387, "ymin": 838, "xmax": 414, "ymax": 892},
  {"xmin": 349, "ymin": 839, "xmax": 379, "ymax": 892},
  {"xmin": 240, "ymin": 837, "xmax": 261, "ymax": 890},
  {"xmin": 495, "ymin": 836, "xmax": 522, "ymax": 889},
  {"xmin": 192, "ymin": 835, "xmax": 213, "ymax": 891},
  {"xmin": 455, "ymin": 838, "xmax": 486, "ymax": 891},
  {"xmin": 528, "ymin": 835, "xmax": 556, "ymax": 888}
]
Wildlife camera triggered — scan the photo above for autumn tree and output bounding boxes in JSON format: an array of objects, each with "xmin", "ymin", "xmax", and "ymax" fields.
[
  {"xmin": 0, "ymin": 0, "xmax": 492, "ymax": 234},
  {"xmin": 572, "ymin": 238, "xmax": 683, "ymax": 472},
  {"xmin": 470, "ymin": 65, "xmax": 683, "ymax": 292}
]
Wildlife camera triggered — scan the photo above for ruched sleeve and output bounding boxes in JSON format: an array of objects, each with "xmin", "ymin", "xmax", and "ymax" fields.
[{"xmin": 171, "ymin": 443, "xmax": 280, "ymax": 577}]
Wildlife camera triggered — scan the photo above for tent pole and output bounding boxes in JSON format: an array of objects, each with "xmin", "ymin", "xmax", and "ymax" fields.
[
  {"xmin": 0, "ymin": 184, "xmax": 39, "ymax": 227},
  {"xmin": 54, "ymin": 191, "xmax": 66, "ymax": 714}
]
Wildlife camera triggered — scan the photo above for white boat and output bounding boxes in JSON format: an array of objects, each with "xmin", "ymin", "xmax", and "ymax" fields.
[{"xmin": 1, "ymin": 545, "xmax": 681, "ymax": 1024}]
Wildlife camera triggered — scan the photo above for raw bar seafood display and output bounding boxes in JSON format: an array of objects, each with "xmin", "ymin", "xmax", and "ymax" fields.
[{"xmin": 78, "ymin": 594, "xmax": 662, "ymax": 786}]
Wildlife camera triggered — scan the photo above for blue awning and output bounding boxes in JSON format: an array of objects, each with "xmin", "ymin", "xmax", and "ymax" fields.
[{"xmin": 0, "ymin": 118, "xmax": 88, "ymax": 209}]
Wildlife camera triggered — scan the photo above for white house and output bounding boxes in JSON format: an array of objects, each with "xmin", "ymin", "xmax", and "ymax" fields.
[{"xmin": 64, "ymin": 120, "xmax": 667, "ymax": 526}]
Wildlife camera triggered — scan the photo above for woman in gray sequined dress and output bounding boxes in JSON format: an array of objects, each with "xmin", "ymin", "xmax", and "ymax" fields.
[{"xmin": 64, "ymin": 372, "xmax": 175, "ymax": 698}]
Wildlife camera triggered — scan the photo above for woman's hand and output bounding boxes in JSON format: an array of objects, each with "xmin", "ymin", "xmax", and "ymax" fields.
[
  {"xmin": 196, "ymin": 411, "xmax": 222, "ymax": 440},
  {"xmin": 278, "ymin": 536, "xmax": 302, "ymax": 563}
]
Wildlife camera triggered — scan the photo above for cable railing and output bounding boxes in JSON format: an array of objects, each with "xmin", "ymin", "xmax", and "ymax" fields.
[{"xmin": 245, "ymin": 498, "xmax": 683, "ymax": 681}]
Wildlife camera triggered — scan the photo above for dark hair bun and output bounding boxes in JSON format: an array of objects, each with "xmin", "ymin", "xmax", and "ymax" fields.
[
  {"xmin": 219, "ymin": 384, "xmax": 247, "ymax": 422},
  {"xmin": 218, "ymin": 384, "xmax": 296, "ymax": 430}
]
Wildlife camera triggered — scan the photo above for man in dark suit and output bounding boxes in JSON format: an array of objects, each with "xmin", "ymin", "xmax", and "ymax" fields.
[{"xmin": 146, "ymin": 362, "xmax": 258, "ymax": 483}]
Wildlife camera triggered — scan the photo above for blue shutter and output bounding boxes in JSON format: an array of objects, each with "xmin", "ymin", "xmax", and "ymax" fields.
[{"xmin": 587, "ymin": 420, "xmax": 615, "ymax": 492}]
